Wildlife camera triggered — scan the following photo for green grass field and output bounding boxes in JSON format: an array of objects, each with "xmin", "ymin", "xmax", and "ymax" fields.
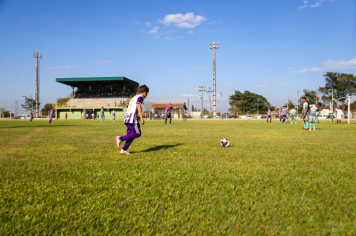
[{"xmin": 1, "ymin": 119, "xmax": 356, "ymax": 235}]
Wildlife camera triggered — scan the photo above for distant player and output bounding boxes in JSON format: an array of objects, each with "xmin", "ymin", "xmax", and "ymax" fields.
[
  {"xmin": 316, "ymin": 111, "xmax": 320, "ymax": 123},
  {"xmin": 49, "ymin": 108, "xmax": 54, "ymax": 124},
  {"xmin": 289, "ymin": 107, "xmax": 297, "ymax": 124},
  {"xmin": 328, "ymin": 110, "xmax": 334, "ymax": 123},
  {"xmin": 115, "ymin": 85, "xmax": 149, "ymax": 155},
  {"xmin": 29, "ymin": 110, "xmax": 33, "ymax": 122},
  {"xmin": 336, "ymin": 107, "xmax": 343, "ymax": 123},
  {"xmin": 279, "ymin": 108, "xmax": 282, "ymax": 123},
  {"xmin": 165, "ymin": 103, "xmax": 174, "ymax": 125},
  {"xmin": 111, "ymin": 109, "xmax": 115, "ymax": 122},
  {"xmin": 100, "ymin": 107, "xmax": 105, "ymax": 123},
  {"xmin": 309, "ymin": 103, "xmax": 322, "ymax": 130},
  {"xmin": 280, "ymin": 106, "xmax": 287, "ymax": 123},
  {"xmin": 298, "ymin": 97, "xmax": 309, "ymax": 130},
  {"xmin": 267, "ymin": 109, "xmax": 272, "ymax": 123}
]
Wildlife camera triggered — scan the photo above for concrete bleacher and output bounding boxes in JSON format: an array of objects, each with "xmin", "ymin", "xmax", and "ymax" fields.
[{"xmin": 67, "ymin": 97, "xmax": 128, "ymax": 108}]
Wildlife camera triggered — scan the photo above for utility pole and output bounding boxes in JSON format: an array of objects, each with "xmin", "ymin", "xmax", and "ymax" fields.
[
  {"xmin": 199, "ymin": 86, "xmax": 206, "ymax": 118},
  {"xmin": 33, "ymin": 52, "xmax": 42, "ymax": 118},
  {"xmin": 209, "ymin": 41, "xmax": 219, "ymax": 119},
  {"xmin": 188, "ymin": 98, "xmax": 189, "ymax": 116},
  {"xmin": 206, "ymin": 87, "xmax": 213, "ymax": 117},
  {"xmin": 15, "ymin": 100, "xmax": 18, "ymax": 117}
]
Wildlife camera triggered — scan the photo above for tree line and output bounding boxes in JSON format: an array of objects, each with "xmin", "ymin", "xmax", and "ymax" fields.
[{"xmin": 228, "ymin": 72, "xmax": 356, "ymax": 115}]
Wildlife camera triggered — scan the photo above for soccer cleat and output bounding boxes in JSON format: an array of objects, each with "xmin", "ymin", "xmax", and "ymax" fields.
[
  {"xmin": 313, "ymin": 128, "xmax": 316, "ymax": 131},
  {"xmin": 309, "ymin": 128, "xmax": 312, "ymax": 131},
  {"xmin": 115, "ymin": 136, "xmax": 122, "ymax": 150},
  {"xmin": 120, "ymin": 149, "xmax": 131, "ymax": 155}
]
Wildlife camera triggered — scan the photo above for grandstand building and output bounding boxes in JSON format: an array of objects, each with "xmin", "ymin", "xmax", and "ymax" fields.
[{"xmin": 55, "ymin": 77, "xmax": 139, "ymax": 119}]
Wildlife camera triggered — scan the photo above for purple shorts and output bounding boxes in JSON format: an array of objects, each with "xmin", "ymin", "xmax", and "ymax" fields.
[
  {"xmin": 126, "ymin": 123, "xmax": 141, "ymax": 136},
  {"xmin": 281, "ymin": 115, "xmax": 286, "ymax": 118},
  {"xmin": 268, "ymin": 115, "xmax": 271, "ymax": 118}
]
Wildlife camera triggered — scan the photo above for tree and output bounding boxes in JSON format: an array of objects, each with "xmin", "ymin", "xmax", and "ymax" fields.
[
  {"xmin": 142, "ymin": 100, "xmax": 152, "ymax": 112},
  {"xmin": 229, "ymin": 90, "xmax": 271, "ymax": 115},
  {"xmin": 41, "ymin": 103, "xmax": 53, "ymax": 116},
  {"xmin": 0, "ymin": 107, "xmax": 5, "ymax": 118},
  {"xmin": 3, "ymin": 111, "xmax": 12, "ymax": 118},
  {"xmin": 21, "ymin": 97, "xmax": 36, "ymax": 111},
  {"xmin": 319, "ymin": 72, "xmax": 356, "ymax": 111},
  {"xmin": 192, "ymin": 105, "xmax": 195, "ymax": 111}
]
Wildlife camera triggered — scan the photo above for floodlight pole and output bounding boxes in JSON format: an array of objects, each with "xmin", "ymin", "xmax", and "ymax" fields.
[
  {"xmin": 210, "ymin": 41, "xmax": 219, "ymax": 119},
  {"xmin": 33, "ymin": 52, "xmax": 42, "ymax": 118},
  {"xmin": 22, "ymin": 96, "xmax": 27, "ymax": 119},
  {"xmin": 206, "ymin": 87, "xmax": 213, "ymax": 117},
  {"xmin": 199, "ymin": 86, "xmax": 206, "ymax": 118}
]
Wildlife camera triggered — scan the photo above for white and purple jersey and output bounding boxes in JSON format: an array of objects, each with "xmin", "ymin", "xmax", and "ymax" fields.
[
  {"xmin": 267, "ymin": 110, "xmax": 271, "ymax": 117},
  {"xmin": 30, "ymin": 111, "xmax": 33, "ymax": 118},
  {"xmin": 281, "ymin": 109, "xmax": 287, "ymax": 116},
  {"xmin": 124, "ymin": 95, "xmax": 144, "ymax": 124},
  {"xmin": 49, "ymin": 110, "xmax": 53, "ymax": 117}
]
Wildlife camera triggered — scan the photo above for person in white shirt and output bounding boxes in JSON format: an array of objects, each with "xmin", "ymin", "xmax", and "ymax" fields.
[{"xmin": 336, "ymin": 107, "xmax": 343, "ymax": 123}]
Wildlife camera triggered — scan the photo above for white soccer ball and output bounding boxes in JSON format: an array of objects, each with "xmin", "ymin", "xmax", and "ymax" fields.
[{"xmin": 220, "ymin": 139, "xmax": 230, "ymax": 147}]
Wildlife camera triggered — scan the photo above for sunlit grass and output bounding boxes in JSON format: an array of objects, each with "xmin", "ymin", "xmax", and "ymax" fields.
[{"xmin": 1, "ymin": 119, "xmax": 356, "ymax": 234}]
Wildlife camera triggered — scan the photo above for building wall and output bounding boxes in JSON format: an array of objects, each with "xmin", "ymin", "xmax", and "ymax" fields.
[
  {"xmin": 152, "ymin": 107, "xmax": 183, "ymax": 118},
  {"xmin": 57, "ymin": 108, "xmax": 124, "ymax": 119}
]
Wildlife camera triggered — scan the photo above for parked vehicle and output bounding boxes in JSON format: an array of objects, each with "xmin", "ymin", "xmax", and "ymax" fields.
[
  {"xmin": 229, "ymin": 115, "xmax": 239, "ymax": 119},
  {"xmin": 260, "ymin": 115, "xmax": 268, "ymax": 119},
  {"xmin": 240, "ymin": 115, "xmax": 252, "ymax": 119},
  {"xmin": 202, "ymin": 115, "xmax": 211, "ymax": 119}
]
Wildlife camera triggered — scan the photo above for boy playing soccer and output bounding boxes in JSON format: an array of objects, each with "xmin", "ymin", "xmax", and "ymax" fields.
[
  {"xmin": 49, "ymin": 108, "xmax": 54, "ymax": 124},
  {"xmin": 267, "ymin": 109, "xmax": 272, "ymax": 123},
  {"xmin": 298, "ymin": 97, "xmax": 309, "ymax": 130},
  {"xmin": 100, "ymin": 107, "xmax": 105, "ymax": 123},
  {"xmin": 115, "ymin": 85, "xmax": 149, "ymax": 155},
  {"xmin": 328, "ymin": 110, "xmax": 334, "ymax": 123},
  {"xmin": 29, "ymin": 110, "xmax": 33, "ymax": 122},
  {"xmin": 111, "ymin": 109, "xmax": 115, "ymax": 122},
  {"xmin": 289, "ymin": 106, "xmax": 297, "ymax": 124},
  {"xmin": 309, "ymin": 102, "xmax": 322, "ymax": 130},
  {"xmin": 165, "ymin": 103, "xmax": 174, "ymax": 124}
]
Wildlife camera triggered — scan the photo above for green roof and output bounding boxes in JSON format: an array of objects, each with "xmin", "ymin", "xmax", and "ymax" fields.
[{"xmin": 56, "ymin": 76, "xmax": 139, "ymax": 87}]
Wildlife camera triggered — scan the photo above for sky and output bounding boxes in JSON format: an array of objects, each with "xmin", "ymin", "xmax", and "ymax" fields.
[{"xmin": 1, "ymin": 0, "xmax": 356, "ymax": 114}]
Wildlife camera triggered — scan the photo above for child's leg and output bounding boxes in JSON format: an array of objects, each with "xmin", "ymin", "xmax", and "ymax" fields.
[
  {"xmin": 313, "ymin": 123, "xmax": 316, "ymax": 129},
  {"xmin": 165, "ymin": 115, "xmax": 167, "ymax": 124},
  {"xmin": 120, "ymin": 124, "xmax": 141, "ymax": 150}
]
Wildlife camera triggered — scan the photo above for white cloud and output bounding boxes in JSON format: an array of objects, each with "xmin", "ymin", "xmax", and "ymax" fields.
[
  {"xmin": 135, "ymin": 21, "xmax": 140, "ymax": 25},
  {"xmin": 47, "ymin": 65, "xmax": 79, "ymax": 70},
  {"xmin": 192, "ymin": 65, "xmax": 208, "ymax": 70},
  {"xmin": 275, "ymin": 82, "xmax": 287, "ymax": 85},
  {"xmin": 292, "ymin": 58, "xmax": 356, "ymax": 73},
  {"xmin": 95, "ymin": 60, "xmax": 112, "ymax": 64},
  {"xmin": 257, "ymin": 85, "xmax": 266, "ymax": 88},
  {"xmin": 160, "ymin": 12, "xmax": 207, "ymax": 29},
  {"xmin": 299, "ymin": 0, "xmax": 308, "ymax": 9},
  {"xmin": 311, "ymin": 0, "xmax": 325, "ymax": 7},
  {"xmin": 269, "ymin": 70, "xmax": 274, "ymax": 72},
  {"xmin": 165, "ymin": 37, "xmax": 170, "ymax": 40},
  {"xmin": 223, "ymin": 84, "xmax": 234, "ymax": 87},
  {"xmin": 149, "ymin": 26, "xmax": 159, "ymax": 34},
  {"xmin": 145, "ymin": 22, "xmax": 151, "ymax": 27},
  {"xmin": 188, "ymin": 30, "xmax": 194, "ymax": 34}
]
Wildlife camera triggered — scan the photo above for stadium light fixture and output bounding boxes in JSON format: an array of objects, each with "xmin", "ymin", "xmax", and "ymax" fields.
[{"xmin": 209, "ymin": 40, "xmax": 219, "ymax": 119}]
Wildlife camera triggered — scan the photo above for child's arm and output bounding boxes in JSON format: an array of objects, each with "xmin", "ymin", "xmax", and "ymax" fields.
[{"xmin": 137, "ymin": 104, "xmax": 144, "ymax": 125}]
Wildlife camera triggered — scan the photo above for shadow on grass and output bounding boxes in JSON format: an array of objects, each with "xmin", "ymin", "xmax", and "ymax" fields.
[{"xmin": 138, "ymin": 143, "xmax": 182, "ymax": 153}]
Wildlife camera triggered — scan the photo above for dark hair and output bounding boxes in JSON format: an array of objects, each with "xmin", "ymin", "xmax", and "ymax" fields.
[
  {"xmin": 138, "ymin": 85, "xmax": 149, "ymax": 93},
  {"xmin": 302, "ymin": 97, "xmax": 306, "ymax": 100},
  {"xmin": 317, "ymin": 102, "xmax": 322, "ymax": 106}
]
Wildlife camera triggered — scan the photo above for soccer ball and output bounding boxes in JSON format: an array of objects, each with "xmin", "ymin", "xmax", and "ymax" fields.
[{"xmin": 220, "ymin": 139, "xmax": 230, "ymax": 147}]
